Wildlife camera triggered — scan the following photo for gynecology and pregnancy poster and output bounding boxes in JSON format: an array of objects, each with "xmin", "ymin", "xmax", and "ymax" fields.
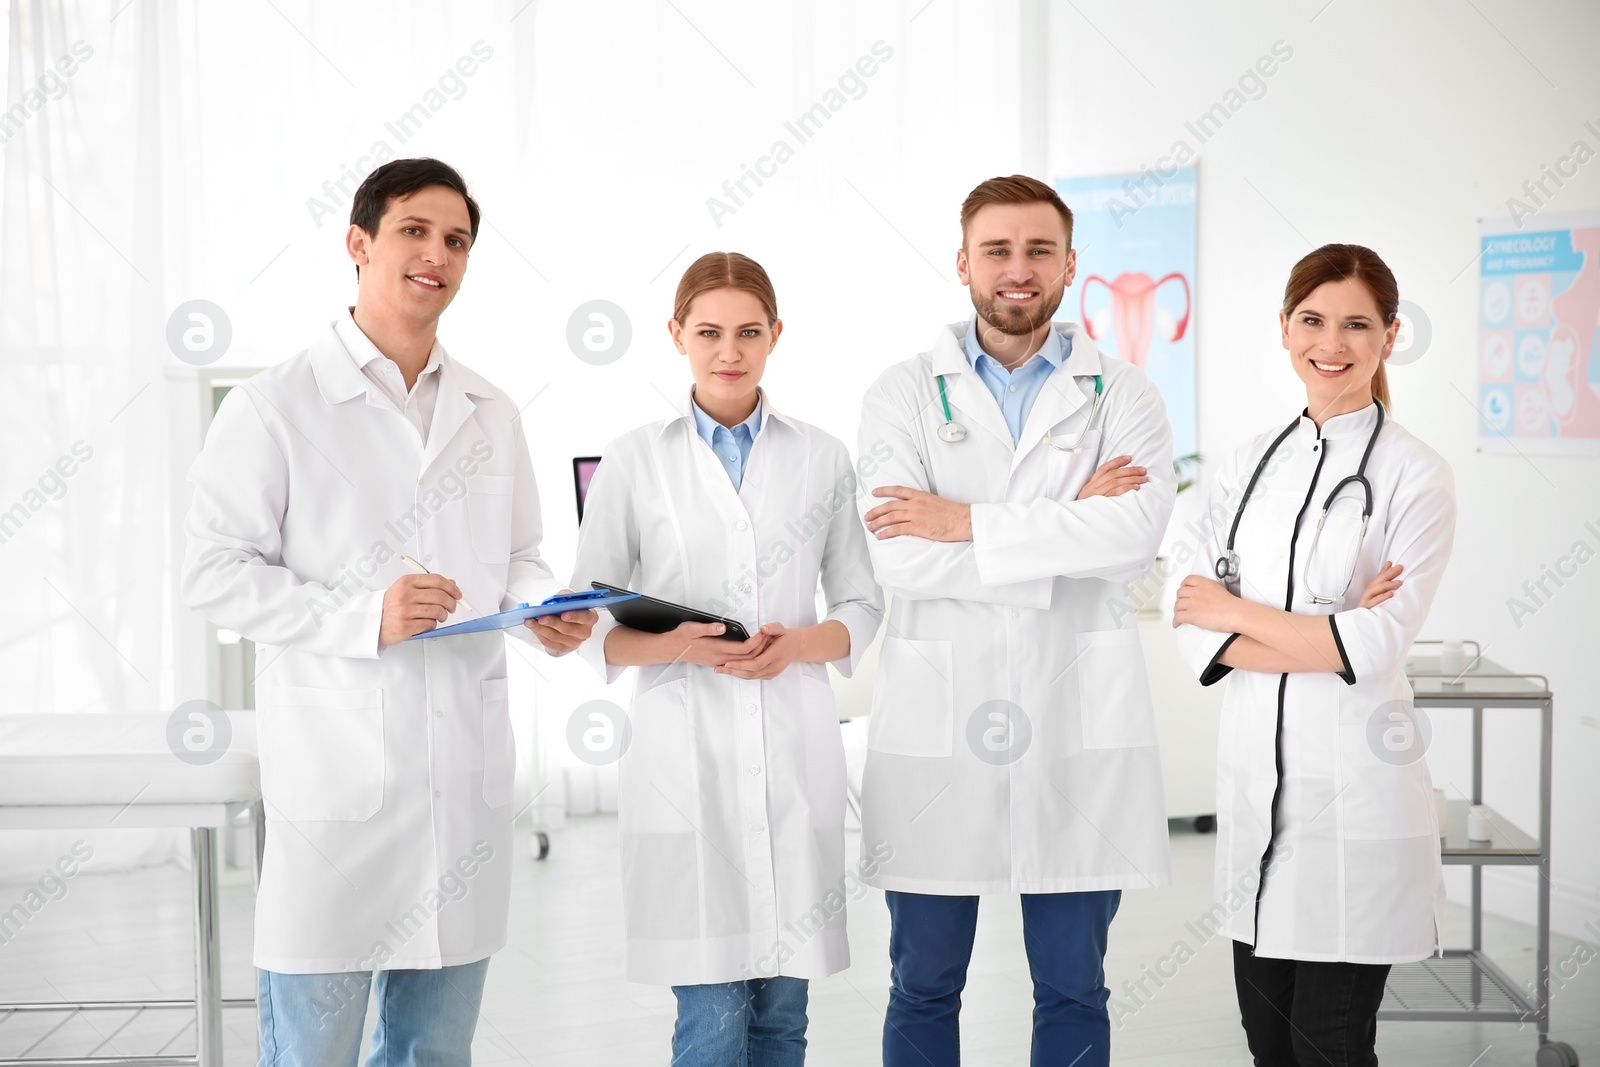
[
  {"xmin": 1056, "ymin": 167, "xmax": 1197, "ymax": 459},
  {"xmin": 1478, "ymin": 212, "xmax": 1600, "ymax": 455}
]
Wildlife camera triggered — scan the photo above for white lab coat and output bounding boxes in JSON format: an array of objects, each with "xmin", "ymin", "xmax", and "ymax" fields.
[
  {"xmin": 571, "ymin": 389, "xmax": 884, "ymax": 985},
  {"xmin": 855, "ymin": 320, "xmax": 1175, "ymax": 894},
  {"xmin": 182, "ymin": 319, "xmax": 562, "ymax": 974},
  {"xmin": 1174, "ymin": 402, "xmax": 1456, "ymax": 963}
]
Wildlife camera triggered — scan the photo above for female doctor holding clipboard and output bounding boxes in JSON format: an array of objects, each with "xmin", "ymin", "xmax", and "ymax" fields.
[
  {"xmin": 1173, "ymin": 244, "xmax": 1457, "ymax": 1067},
  {"xmin": 571, "ymin": 252, "xmax": 883, "ymax": 1065}
]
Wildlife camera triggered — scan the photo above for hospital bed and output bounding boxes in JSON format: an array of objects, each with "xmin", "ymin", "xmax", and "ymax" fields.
[{"xmin": 0, "ymin": 713, "xmax": 260, "ymax": 1066}]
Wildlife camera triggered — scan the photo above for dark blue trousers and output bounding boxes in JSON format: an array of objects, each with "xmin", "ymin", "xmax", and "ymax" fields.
[{"xmin": 883, "ymin": 889, "xmax": 1121, "ymax": 1067}]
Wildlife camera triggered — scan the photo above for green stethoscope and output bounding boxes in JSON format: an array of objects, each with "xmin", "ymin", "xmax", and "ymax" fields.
[{"xmin": 936, "ymin": 372, "xmax": 1105, "ymax": 452}]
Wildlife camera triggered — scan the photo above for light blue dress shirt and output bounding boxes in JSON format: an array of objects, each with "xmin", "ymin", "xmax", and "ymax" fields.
[
  {"xmin": 691, "ymin": 396, "xmax": 764, "ymax": 491},
  {"xmin": 963, "ymin": 319, "xmax": 1070, "ymax": 444}
]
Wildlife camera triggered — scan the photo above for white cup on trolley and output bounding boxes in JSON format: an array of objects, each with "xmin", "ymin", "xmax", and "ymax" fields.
[{"xmin": 1466, "ymin": 804, "xmax": 1494, "ymax": 843}]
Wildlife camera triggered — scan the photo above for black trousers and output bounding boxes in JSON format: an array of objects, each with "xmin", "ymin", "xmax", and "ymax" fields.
[{"xmin": 1232, "ymin": 941, "xmax": 1392, "ymax": 1067}]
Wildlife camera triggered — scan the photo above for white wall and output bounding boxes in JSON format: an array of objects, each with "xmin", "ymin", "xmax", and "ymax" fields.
[{"xmin": 1044, "ymin": 0, "xmax": 1600, "ymax": 937}]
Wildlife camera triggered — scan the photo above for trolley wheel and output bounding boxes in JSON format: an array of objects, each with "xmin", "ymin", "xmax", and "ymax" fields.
[
  {"xmin": 1535, "ymin": 1041, "xmax": 1578, "ymax": 1067},
  {"xmin": 1194, "ymin": 815, "xmax": 1216, "ymax": 834},
  {"xmin": 531, "ymin": 831, "xmax": 550, "ymax": 861}
]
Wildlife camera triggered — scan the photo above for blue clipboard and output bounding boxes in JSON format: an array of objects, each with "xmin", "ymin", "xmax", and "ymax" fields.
[{"xmin": 406, "ymin": 590, "xmax": 640, "ymax": 640}]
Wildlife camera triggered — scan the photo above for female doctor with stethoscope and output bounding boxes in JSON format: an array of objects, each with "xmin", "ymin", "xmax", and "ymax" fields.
[{"xmin": 1173, "ymin": 244, "xmax": 1456, "ymax": 1067}]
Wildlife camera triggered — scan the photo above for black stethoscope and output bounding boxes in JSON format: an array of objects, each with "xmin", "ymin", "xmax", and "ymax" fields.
[{"xmin": 1214, "ymin": 401, "xmax": 1384, "ymax": 606}]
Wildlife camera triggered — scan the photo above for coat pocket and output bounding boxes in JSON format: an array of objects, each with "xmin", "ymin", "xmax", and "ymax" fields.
[
  {"xmin": 867, "ymin": 638, "xmax": 953, "ymax": 757},
  {"xmin": 1076, "ymin": 629, "xmax": 1158, "ymax": 749},
  {"xmin": 1337, "ymin": 704, "xmax": 1436, "ymax": 840},
  {"xmin": 256, "ymin": 686, "xmax": 384, "ymax": 821},
  {"xmin": 1044, "ymin": 428, "xmax": 1103, "ymax": 500},
  {"xmin": 619, "ymin": 676, "xmax": 695, "ymax": 833},
  {"xmin": 466, "ymin": 474, "xmax": 515, "ymax": 565},
  {"xmin": 481, "ymin": 677, "xmax": 514, "ymax": 809}
]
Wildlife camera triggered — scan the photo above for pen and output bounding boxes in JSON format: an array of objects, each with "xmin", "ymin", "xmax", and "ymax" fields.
[{"xmin": 399, "ymin": 555, "xmax": 475, "ymax": 615}]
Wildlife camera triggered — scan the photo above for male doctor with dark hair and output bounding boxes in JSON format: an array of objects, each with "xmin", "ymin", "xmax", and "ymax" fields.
[{"xmin": 183, "ymin": 157, "xmax": 596, "ymax": 1066}]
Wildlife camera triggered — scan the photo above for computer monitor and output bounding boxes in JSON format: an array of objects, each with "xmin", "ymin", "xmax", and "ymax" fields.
[{"xmin": 573, "ymin": 456, "xmax": 601, "ymax": 522}]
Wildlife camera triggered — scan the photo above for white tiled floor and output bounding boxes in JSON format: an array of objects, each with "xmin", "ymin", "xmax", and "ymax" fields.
[{"xmin": 0, "ymin": 818, "xmax": 1595, "ymax": 1065}]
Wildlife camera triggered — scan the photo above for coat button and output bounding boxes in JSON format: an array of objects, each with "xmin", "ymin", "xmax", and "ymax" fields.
[
  {"xmin": 746, "ymin": 703, "xmax": 757, "ymax": 715},
  {"xmin": 737, "ymin": 520, "xmax": 749, "ymax": 531},
  {"xmin": 434, "ymin": 709, "xmax": 443, "ymax": 718},
  {"xmin": 750, "ymin": 765, "xmax": 761, "ymax": 775}
]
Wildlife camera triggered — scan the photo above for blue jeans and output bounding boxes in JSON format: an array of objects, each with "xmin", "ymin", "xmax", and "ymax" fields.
[
  {"xmin": 883, "ymin": 890, "xmax": 1121, "ymax": 1067},
  {"xmin": 670, "ymin": 977, "xmax": 808, "ymax": 1066},
  {"xmin": 256, "ymin": 959, "xmax": 489, "ymax": 1067}
]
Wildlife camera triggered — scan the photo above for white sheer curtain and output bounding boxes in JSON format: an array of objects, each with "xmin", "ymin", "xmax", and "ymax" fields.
[
  {"xmin": 1, "ymin": 0, "xmax": 201, "ymax": 877},
  {"xmin": 0, "ymin": 0, "xmax": 1029, "ymax": 877}
]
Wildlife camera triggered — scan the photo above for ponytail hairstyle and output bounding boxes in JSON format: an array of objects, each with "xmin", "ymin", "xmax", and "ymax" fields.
[
  {"xmin": 673, "ymin": 252, "xmax": 779, "ymax": 327},
  {"xmin": 1281, "ymin": 243, "xmax": 1397, "ymax": 410}
]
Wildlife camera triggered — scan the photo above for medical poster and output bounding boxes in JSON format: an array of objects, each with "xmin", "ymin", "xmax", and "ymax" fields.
[
  {"xmin": 1057, "ymin": 168, "xmax": 1197, "ymax": 458},
  {"xmin": 1477, "ymin": 212, "xmax": 1600, "ymax": 455}
]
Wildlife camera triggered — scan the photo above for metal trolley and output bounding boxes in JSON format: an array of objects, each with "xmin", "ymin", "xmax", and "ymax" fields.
[{"xmin": 1378, "ymin": 644, "xmax": 1579, "ymax": 1066}]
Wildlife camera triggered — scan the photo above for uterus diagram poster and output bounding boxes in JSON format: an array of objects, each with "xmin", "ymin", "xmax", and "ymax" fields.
[
  {"xmin": 1477, "ymin": 213, "xmax": 1600, "ymax": 455},
  {"xmin": 1056, "ymin": 167, "xmax": 1196, "ymax": 458}
]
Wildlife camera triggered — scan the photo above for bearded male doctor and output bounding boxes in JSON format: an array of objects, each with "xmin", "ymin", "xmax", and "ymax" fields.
[
  {"xmin": 183, "ymin": 158, "xmax": 596, "ymax": 1066},
  {"xmin": 856, "ymin": 175, "xmax": 1176, "ymax": 1067}
]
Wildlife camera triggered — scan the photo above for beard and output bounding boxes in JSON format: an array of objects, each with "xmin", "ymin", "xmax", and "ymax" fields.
[{"xmin": 972, "ymin": 285, "xmax": 1066, "ymax": 338}]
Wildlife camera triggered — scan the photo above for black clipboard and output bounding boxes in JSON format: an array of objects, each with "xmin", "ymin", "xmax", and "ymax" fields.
[{"xmin": 590, "ymin": 582, "xmax": 751, "ymax": 642}]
